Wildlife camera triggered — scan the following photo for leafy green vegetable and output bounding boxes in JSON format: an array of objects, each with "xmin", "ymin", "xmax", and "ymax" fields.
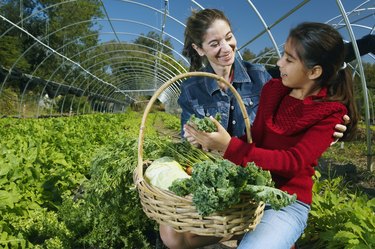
[
  {"xmin": 243, "ymin": 185, "xmax": 297, "ymax": 210},
  {"xmin": 187, "ymin": 113, "xmax": 222, "ymax": 132},
  {"xmin": 169, "ymin": 159, "xmax": 296, "ymax": 216},
  {"xmin": 144, "ymin": 157, "xmax": 190, "ymax": 190},
  {"xmin": 157, "ymin": 140, "xmax": 219, "ymax": 168},
  {"xmin": 245, "ymin": 162, "xmax": 274, "ymax": 186},
  {"xmin": 170, "ymin": 159, "xmax": 244, "ymax": 215}
]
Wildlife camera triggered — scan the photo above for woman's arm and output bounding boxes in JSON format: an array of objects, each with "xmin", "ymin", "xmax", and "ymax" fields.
[
  {"xmin": 344, "ymin": 34, "xmax": 375, "ymax": 62},
  {"xmin": 332, "ymin": 114, "xmax": 350, "ymax": 144}
]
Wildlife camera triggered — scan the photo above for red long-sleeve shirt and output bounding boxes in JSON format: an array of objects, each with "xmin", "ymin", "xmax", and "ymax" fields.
[{"xmin": 224, "ymin": 78, "xmax": 347, "ymax": 204}]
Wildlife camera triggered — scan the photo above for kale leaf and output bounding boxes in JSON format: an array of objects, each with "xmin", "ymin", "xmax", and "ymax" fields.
[
  {"xmin": 169, "ymin": 159, "xmax": 296, "ymax": 216},
  {"xmin": 243, "ymin": 185, "xmax": 297, "ymax": 210},
  {"xmin": 244, "ymin": 162, "xmax": 274, "ymax": 186},
  {"xmin": 187, "ymin": 113, "xmax": 222, "ymax": 132}
]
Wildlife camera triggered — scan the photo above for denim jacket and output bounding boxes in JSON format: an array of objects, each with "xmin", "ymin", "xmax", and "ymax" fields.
[{"xmin": 178, "ymin": 57, "xmax": 272, "ymax": 137}]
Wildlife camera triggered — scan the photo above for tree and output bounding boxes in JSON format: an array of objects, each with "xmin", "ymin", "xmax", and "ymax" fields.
[
  {"xmin": 0, "ymin": 36, "xmax": 30, "ymax": 70},
  {"xmin": 241, "ymin": 48, "xmax": 256, "ymax": 61},
  {"xmin": 35, "ymin": 0, "xmax": 104, "ymax": 81},
  {"xmin": 134, "ymin": 31, "xmax": 174, "ymax": 56}
]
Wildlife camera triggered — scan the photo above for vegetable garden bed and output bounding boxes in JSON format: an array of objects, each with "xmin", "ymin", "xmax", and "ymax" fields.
[{"xmin": 0, "ymin": 111, "xmax": 373, "ymax": 248}]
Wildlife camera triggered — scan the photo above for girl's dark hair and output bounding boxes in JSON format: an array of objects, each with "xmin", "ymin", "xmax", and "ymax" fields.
[
  {"xmin": 288, "ymin": 22, "xmax": 359, "ymax": 140},
  {"xmin": 183, "ymin": 9, "xmax": 231, "ymax": 71}
]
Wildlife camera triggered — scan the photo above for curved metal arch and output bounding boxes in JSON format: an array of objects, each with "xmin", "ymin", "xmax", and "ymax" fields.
[
  {"xmin": 99, "ymin": 31, "xmax": 188, "ymax": 64},
  {"xmin": 91, "ymin": 59, "xmax": 182, "ymax": 100},
  {"xmin": 0, "ymin": 0, "xmax": 192, "ymax": 116},
  {"xmin": 75, "ymin": 48, "xmax": 184, "ymax": 88},
  {"xmin": 11, "ymin": 30, "xmax": 183, "ymax": 116},
  {"xmin": 0, "ymin": 0, "xmax": 80, "ymax": 39},
  {"xmin": 237, "ymin": 0, "xmax": 310, "ymax": 58},
  {"xmin": 0, "ymin": 0, "xmax": 373, "ymax": 117},
  {"xmin": 1, "ymin": 15, "xmax": 187, "ymax": 111},
  {"xmin": 96, "ymin": 18, "xmax": 185, "ymax": 49},
  {"xmin": 104, "ymin": 61, "xmax": 176, "ymax": 85},
  {"xmin": 326, "ymin": 1, "xmax": 374, "ymax": 25},
  {"xmin": 116, "ymin": 0, "xmax": 186, "ymax": 28},
  {"xmin": 68, "ymin": 42, "xmax": 187, "ymax": 96},
  {"xmin": 31, "ymin": 25, "xmax": 187, "ymax": 104},
  {"xmin": 65, "ymin": 55, "xmax": 177, "ymax": 113},
  {"xmin": 0, "ymin": 15, "xmax": 122, "ymax": 116},
  {"xmin": 87, "ymin": 60, "xmax": 172, "ymax": 90},
  {"xmin": 335, "ymin": 0, "xmax": 372, "ymax": 171},
  {"xmin": 50, "ymin": 36, "xmax": 186, "ymax": 84},
  {"xmin": 45, "ymin": 50, "xmax": 180, "ymax": 115}
]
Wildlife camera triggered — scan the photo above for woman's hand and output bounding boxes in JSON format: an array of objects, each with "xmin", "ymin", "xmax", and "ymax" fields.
[
  {"xmin": 331, "ymin": 114, "xmax": 350, "ymax": 145},
  {"xmin": 183, "ymin": 116, "xmax": 231, "ymax": 153},
  {"xmin": 183, "ymin": 129, "xmax": 201, "ymax": 148}
]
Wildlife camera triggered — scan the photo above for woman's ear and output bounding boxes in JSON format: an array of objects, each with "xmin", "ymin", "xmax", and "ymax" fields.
[
  {"xmin": 308, "ymin": 65, "xmax": 322, "ymax": 80},
  {"xmin": 192, "ymin": 43, "xmax": 204, "ymax": 56}
]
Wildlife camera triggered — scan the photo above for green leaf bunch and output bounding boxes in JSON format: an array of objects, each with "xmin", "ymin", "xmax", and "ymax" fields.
[
  {"xmin": 299, "ymin": 172, "xmax": 375, "ymax": 248},
  {"xmin": 0, "ymin": 111, "xmax": 166, "ymax": 248},
  {"xmin": 56, "ymin": 136, "xmax": 165, "ymax": 249},
  {"xmin": 187, "ymin": 113, "xmax": 222, "ymax": 132},
  {"xmin": 169, "ymin": 159, "xmax": 295, "ymax": 216},
  {"xmin": 157, "ymin": 140, "xmax": 218, "ymax": 168}
]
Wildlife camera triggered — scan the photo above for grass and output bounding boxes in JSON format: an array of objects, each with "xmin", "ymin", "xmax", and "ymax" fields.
[{"xmin": 319, "ymin": 124, "xmax": 375, "ymax": 198}]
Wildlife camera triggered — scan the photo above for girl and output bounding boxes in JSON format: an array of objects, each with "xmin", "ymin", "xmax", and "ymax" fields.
[{"xmin": 181, "ymin": 22, "xmax": 359, "ymax": 249}]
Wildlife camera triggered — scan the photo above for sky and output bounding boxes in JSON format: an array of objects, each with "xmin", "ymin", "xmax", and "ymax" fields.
[{"xmin": 99, "ymin": 0, "xmax": 374, "ymax": 62}]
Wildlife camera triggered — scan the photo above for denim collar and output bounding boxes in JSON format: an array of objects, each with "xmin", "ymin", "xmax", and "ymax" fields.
[{"xmin": 203, "ymin": 57, "xmax": 252, "ymax": 95}]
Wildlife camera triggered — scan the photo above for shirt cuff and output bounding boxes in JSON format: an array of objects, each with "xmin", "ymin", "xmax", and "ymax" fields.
[{"xmin": 224, "ymin": 137, "xmax": 253, "ymax": 166}]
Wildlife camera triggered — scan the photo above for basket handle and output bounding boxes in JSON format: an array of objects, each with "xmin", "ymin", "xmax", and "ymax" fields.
[{"xmin": 137, "ymin": 71, "xmax": 252, "ymax": 179}]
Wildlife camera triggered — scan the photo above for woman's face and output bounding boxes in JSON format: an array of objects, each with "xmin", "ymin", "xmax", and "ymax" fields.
[{"xmin": 193, "ymin": 19, "xmax": 237, "ymax": 68}]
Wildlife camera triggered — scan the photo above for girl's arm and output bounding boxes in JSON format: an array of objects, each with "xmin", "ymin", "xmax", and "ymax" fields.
[
  {"xmin": 224, "ymin": 114, "xmax": 344, "ymax": 178},
  {"xmin": 184, "ymin": 112, "xmax": 345, "ymax": 178}
]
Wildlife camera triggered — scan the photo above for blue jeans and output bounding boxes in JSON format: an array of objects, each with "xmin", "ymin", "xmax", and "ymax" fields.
[{"xmin": 238, "ymin": 201, "xmax": 310, "ymax": 249}]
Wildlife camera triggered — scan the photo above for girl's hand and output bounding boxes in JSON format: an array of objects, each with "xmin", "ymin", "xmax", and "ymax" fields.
[{"xmin": 183, "ymin": 116, "xmax": 231, "ymax": 153}]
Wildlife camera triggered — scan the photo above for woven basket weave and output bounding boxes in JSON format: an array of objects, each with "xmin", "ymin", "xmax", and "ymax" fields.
[{"xmin": 134, "ymin": 72, "xmax": 265, "ymax": 237}]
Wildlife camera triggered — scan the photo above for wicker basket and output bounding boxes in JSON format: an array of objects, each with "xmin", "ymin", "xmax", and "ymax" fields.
[{"xmin": 134, "ymin": 72, "xmax": 265, "ymax": 237}]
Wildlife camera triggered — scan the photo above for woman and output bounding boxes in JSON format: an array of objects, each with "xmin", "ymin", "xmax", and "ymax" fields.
[
  {"xmin": 178, "ymin": 8, "xmax": 271, "ymax": 138},
  {"xmin": 183, "ymin": 22, "xmax": 359, "ymax": 249}
]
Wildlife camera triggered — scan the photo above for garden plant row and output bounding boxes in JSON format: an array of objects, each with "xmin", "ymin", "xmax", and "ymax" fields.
[{"xmin": 0, "ymin": 111, "xmax": 373, "ymax": 248}]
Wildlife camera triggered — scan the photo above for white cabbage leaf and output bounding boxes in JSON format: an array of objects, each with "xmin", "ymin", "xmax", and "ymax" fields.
[{"xmin": 145, "ymin": 156, "xmax": 190, "ymax": 190}]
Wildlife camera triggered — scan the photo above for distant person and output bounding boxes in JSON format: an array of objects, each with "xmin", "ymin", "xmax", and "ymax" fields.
[{"xmin": 183, "ymin": 21, "xmax": 359, "ymax": 249}]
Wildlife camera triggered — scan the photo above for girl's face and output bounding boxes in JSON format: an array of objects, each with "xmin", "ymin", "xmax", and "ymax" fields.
[
  {"xmin": 277, "ymin": 39, "xmax": 315, "ymax": 91},
  {"xmin": 193, "ymin": 19, "xmax": 237, "ymax": 68}
]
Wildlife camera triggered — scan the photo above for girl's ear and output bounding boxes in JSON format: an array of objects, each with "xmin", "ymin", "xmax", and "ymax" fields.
[
  {"xmin": 192, "ymin": 43, "xmax": 204, "ymax": 56},
  {"xmin": 308, "ymin": 65, "xmax": 322, "ymax": 80}
]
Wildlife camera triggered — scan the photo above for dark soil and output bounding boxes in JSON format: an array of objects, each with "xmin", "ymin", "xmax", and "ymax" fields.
[{"xmin": 318, "ymin": 158, "xmax": 375, "ymax": 198}]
